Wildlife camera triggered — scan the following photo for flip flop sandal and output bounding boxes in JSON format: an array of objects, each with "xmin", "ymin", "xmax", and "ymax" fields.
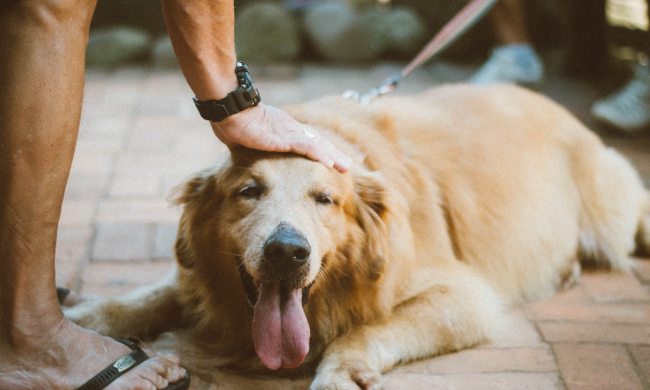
[{"xmin": 77, "ymin": 338, "xmax": 190, "ymax": 390}]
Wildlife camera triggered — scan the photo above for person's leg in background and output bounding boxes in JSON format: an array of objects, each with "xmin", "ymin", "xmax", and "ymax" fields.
[
  {"xmin": 590, "ymin": 0, "xmax": 650, "ymax": 133},
  {"xmin": 565, "ymin": 0, "xmax": 609, "ymax": 79},
  {"xmin": 471, "ymin": 0, "xmax": 544, "ymax": 86},
  {"xmin": 0, "ymin": 2, "xmax": 185, "ymax": 388}
]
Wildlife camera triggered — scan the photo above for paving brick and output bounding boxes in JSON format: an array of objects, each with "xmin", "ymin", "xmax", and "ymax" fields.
[
  {"xmin": 92, "ymin": 223, "xmax": 151, "ymax": 261},
  {"xmin": 69, "ymin": 150, "xmax": 115, "ymax": 176},
  {"xmin": 382, "ymin": 372, "xmax": 562, "ymax": 390},
  {"xmin": 393, "ymin": 347, "xmax": 556, "ymax": 374},
  {"xmin": 113, "ymin": 152, "xmax": 209, "ymax": 177},
  {"xmin": 580, "ymin": 272, "xmax": 650, "ymax": 302},
  {"xmin": 162, "ymin": 174, "xmax": 195, "ymax": 197},
  {"xmin": 128, "ymin": 128, "xmax": 176, "ymax": 151},
  {"xmin": 81, "ymin": 261, "xmax": 174, "ymax": 298},
  {"xmin": 485, "ymin": 309, "xmax": 544, "ymax": 348},
  {"xmin": 64, "ymin": 174, "xmax": 109, "ymax": 200},
  {"xmin": 634, "ymin": 259, "xmax": 650, "ymax": 284},
  {"xmin": 154, "ymin": 223, "xmax": 178, "ymax": 259},
  {"xmin": 79, "ymin": 115, "xmax": 132, "ymax": 135},
  {"xmin": 75, "ymin": 133, "xmax": 124, "ymax": 154},
  {"xmin": 58, "ymin": 200, "xmax": 96, "ymax": 227},
  {"xmin": 539, "ymin": 322, "xmax": 650, "ymax": 344},
  {"xmin": 55, "ymin": 227, "xmax": 93, "ymax": 287},
  {"xmin": 528, "ymin": 302, "xmax": 650, "ymax": 324},
  {"xmin": 137, "ymin": 96, "xmax": 189, "ymax": 117},
  {"xmin": 536, "ymin": 284, "xmax": 592, "ymax": 305},
  {"xmin": 96, "ymin": 199, "xmax": 181, "ymax": 223},
  {"xmin": 554, "ymin": 343, "xmax": 644, "ymax": 390},
  {"xmin": 629, "ymin": 345, "xmax": 650, "ymax": 387},
  {"xmin": 109, "ymin": 174, "xmax": 162, "ymax": 197}
]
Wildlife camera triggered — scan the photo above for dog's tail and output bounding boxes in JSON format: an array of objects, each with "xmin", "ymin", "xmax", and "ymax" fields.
[{"xmin": 575, "ymin": 144, "xmax": 647, "ymax": 271}]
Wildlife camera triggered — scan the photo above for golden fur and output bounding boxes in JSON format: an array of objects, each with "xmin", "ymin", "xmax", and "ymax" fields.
[{"xmin": 67, "ymin": 85, "xmax": 650, "ymax": 389}]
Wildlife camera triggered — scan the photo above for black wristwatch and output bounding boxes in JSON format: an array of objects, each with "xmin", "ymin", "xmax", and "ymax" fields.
[{"xmin": 193, "ymin": 62, "xmax": 261, "ymax": 122}]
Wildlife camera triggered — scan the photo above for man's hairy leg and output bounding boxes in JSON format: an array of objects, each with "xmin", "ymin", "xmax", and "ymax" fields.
[{"xmin": 0, "ymin": 2, "xmax": 184, "ymax": 388}]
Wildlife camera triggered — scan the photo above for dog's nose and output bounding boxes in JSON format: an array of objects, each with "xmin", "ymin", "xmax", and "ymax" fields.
[{"xmin": 263, "ymin": 223, "xmax": 311, "ymax": 269}]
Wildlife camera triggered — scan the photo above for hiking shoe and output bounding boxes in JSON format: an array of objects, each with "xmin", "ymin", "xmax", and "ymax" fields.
[
  {"xmin": 471, "ymin": 44, "xmax": 544, "ymax": 86},
  {"xmin": 591, "ymin": 63, "xmax": 650, "ymax": 133}
]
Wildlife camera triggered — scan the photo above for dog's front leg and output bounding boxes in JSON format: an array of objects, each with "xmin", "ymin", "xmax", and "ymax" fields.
[
  {"xmin": 64, "ymin": 270, "xmax": 184, "ymax": 340},
  {"xmin": 310, "ymin": 268, "xmax": 503, "ymax": 390}
]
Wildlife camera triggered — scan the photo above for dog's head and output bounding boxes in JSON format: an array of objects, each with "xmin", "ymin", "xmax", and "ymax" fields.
[{"xmin": 173, "ymin": 148, "xmax": 390, "ymax": 370}]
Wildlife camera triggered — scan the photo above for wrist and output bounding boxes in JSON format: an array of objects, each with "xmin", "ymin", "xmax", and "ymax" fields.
[
  {"xmin": 192, "ymin": 64, "xmax": 239, "ymax": 101},
  {"xmin": 193, "ymin": 62, "xmax": 261, "ymax": 123}
]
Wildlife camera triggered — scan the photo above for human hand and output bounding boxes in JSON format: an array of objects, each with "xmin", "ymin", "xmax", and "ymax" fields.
[{"xmin": 210, "ymin": 103, "xmax": 352, "ymax": 173}]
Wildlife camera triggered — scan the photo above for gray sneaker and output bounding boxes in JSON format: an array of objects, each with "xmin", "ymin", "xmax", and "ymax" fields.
[
  {"xmin": 471, "ymin": 44, "xmax": 544, "ymax": 86},
  {"xmin": 591, "ymin": 64, "xmax": 650, "ymax": 133}
]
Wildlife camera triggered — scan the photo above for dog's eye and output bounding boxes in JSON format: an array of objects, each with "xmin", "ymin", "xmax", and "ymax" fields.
[
  {"xmin": 314, "ymin": 193, "xmax": 334, "ymax": 205},
  {"xmin": 238, "ymin": 185, "xmax": 263, "ymax": 199}
]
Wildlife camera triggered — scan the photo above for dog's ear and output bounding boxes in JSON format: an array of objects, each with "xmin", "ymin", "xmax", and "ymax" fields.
[
  {"xmin": 174, "ymin": 220, "xmax": 195, "ymax": 269},
  {"xmin": 353, "ymin": 170, "xmax": 390, "ymax": 280},
  {"xmin": 171, "ymin": 169, "xmax": 214, "ymax": 205},
  {"xmin": 171, "ymin": 170, "xmax": 218, "ymax": 269}
]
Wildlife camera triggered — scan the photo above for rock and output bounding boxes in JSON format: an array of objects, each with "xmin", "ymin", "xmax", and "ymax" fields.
[
  {"xmin": 383, "ymin": 7, "xmax": 427, "ymax": 57},
  {"xmin": 151, "ymin": 36, "xmax": 179, "ymax": 68},
  {"xmin": 393, "ymin": 0, "xmax": 494, "ymax": 61},
  {"xmin": 304, "ymin": 2, "xmax": 386, "ymax": 62},
  {"xmin": 92, "ymin": 0, "xmax": 166, "ymax": 36},
  {"xmin": 235, "ymin": 2, "xmax": 301, "ymax": 64},
  {"xmin": 86, "ymin": 27, "xmax": 153, "ymax": 67}
]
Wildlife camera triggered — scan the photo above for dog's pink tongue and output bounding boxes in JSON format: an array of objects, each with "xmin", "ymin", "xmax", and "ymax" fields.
[{"xmin": 252, "ymin": 283, "xmax": 310, "ymax": 370}]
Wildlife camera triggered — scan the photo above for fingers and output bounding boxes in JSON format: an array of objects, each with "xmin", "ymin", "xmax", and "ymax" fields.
[
  {"xmin": 292, "ymin": 131, "xmax": 352, "ymax": 173},
  {"xmin": 213, "ymin": 103, "xmax": 352, "ymax": 172},
  {"xmin": 290, "ymin": 124, "xmax": 352, "ymax": 172}
]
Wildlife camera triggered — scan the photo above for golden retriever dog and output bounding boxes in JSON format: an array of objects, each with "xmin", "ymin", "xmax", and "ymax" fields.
[{"xmin": 66, "ymin": 84, "xmax": 650, "ymax": 389}]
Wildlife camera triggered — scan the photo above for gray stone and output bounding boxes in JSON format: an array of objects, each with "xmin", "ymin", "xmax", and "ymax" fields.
[
  {"xmin": 151, "ymin": 37, "xmax": 179, "ymax": 68},
  {"xmin": 304, "ymin": 2, "xmax": 386, "ymax": 62},
  {"xmin": 86, "ymin": 27, "xmax": 153, "ymax": 67},
  {"xmin": 235, "ymin": 2, "xmax": 301, "ymax": 64},
  {"xmin": 383, "ymin": 7, "xmax": 427, "ymax": 57}
]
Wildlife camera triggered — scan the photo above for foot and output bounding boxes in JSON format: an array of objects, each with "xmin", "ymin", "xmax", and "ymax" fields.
[
  {"xmin": 471, "ymin": 44, "xmax": 544, "ymax": 87},
  {"xmin": 0, "ymin": 318, "xmax": 187, "ymax": 389},
  {"xmin": 591, "ymin": 63, "xmax": 650, "ymax": 133}
]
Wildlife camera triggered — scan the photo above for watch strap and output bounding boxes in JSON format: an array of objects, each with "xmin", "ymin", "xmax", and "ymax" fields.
[{"xmin": 193, "ymin": 62, "xmax": 261, "ymax": 122}]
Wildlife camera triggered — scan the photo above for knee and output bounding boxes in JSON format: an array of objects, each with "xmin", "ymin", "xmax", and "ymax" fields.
[{"xmin": 2, "ymin": 0, "xmax": 96, "ymax": 29}]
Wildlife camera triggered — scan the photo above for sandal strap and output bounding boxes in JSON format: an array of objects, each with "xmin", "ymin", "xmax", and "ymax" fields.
[{"xmin": 77, "ymin": 339, "xmax": 149, "ymax": 390}]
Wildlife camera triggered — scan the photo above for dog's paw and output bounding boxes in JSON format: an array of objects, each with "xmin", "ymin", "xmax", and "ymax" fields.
[{"xmin": 310, "ymin": 360, "xmax": 382, "ymax": 390}]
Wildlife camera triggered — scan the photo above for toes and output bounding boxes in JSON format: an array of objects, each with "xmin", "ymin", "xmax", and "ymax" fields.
[
  {"xmin": 106, "ymin": 356, "xmax": 186, "ymax": 390},
  {"xmin": 140, "ymin": 356, "xmax": 187, "ymax": 386}
]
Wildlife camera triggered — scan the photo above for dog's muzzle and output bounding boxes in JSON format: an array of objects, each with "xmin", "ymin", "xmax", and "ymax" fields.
[{"xmin": 239, "ymin": 222, "xmax": 313, "ymax": 309}]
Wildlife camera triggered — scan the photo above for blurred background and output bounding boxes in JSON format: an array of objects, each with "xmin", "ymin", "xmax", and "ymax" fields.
[{"xmin": 86, "ymin": 0, "xmax": 647, "ymax": 77}]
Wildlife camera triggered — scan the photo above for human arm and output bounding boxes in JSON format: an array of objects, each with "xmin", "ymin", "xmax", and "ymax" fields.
[{"xmin": 161, "ymin": 0, "xmax": 351, "ymax": 172}]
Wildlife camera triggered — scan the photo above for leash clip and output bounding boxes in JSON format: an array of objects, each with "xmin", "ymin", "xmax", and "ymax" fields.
[{"xmin": 343, "ymin": 73, "xmax": 401, "ymax": 105}]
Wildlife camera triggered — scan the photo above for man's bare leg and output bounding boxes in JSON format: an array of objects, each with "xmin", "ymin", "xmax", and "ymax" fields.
[
  {"xmin": 490, "ymin": 0, "xmax": 530, "ymax": 45},
  {"xmin": 0, "ymin": 2, "xmax": 184, "ymax": 388}
]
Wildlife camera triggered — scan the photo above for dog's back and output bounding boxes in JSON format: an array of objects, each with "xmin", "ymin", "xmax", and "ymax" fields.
[
  {"xmin": 290, "ymin": 84, "xmax": 650, "ymax": 303},
  {"xmin": 388, "ymin": 85, "xmax": 649, "ymax": 302}
]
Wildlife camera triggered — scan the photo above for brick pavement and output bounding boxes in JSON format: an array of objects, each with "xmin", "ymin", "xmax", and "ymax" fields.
[{"xmin": 55, "ymin": 62, "xmax": 650, "ymax": 389}]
